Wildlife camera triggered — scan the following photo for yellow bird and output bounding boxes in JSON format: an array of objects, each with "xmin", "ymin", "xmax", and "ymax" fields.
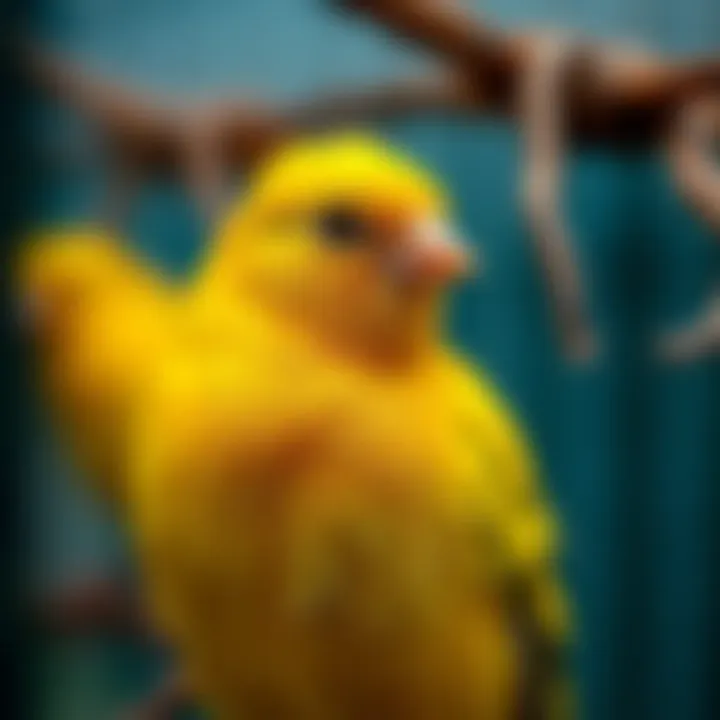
[
  {"xmin": 17, "ymin": 228, "xmax": 176, "ymax": 505},
  {"xmin": 127, "ymin": 133, "xmax": 571, "ymax": 719}
]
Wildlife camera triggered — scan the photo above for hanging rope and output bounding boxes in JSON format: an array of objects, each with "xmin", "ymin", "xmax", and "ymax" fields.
[
  {"xmin": 662, "ymin": 96, "xmax": 720, "ymax": 361},
  {"xmin": 519, "ymin": 35, "xmax": 597, "ymax": 361}
]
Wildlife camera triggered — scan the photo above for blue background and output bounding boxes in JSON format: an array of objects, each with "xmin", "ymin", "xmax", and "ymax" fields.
[{"xmin": 29, "ymin": 1, "xmax": 720, "ymax": 718}]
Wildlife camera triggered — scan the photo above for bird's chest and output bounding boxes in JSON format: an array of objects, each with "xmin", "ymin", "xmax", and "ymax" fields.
[
  {"xmin": 322, "ymin": 381, "xmax": 478, "ymax": 504},
  {"xmin": 226, "ymin": 344, "xmax": 482, "ymax": 511},
  {"xmin": 148, "ymin": 367, "xmax": 512, "ymax": 717},
  {"xmin": 248, "ymin": 377, "xmax": 491, "ymax": 618}
]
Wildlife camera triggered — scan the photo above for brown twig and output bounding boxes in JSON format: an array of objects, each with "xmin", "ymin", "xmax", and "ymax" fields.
[
  {"xmin": 668, "ymin": 96, "xmax": 720, "ymax": 228},
  {"xmin": 334, "ymin": 0, "xmax": 720, "ymax": 147},
  {"xmin": 28, "ymin": 47, "xmax": 472, "ymax": 177},
  {"xmin": 102, "ymin": 155, "xmax": 141, "ymax": 231},
  {"xmin": 658, "ymin": 290, "xmax": 720, "ymax": 362},
  {"xmin": 38, "ymin": 578, "xmax": 153, "ymax": 640},
  {"xmin": 39, "ymin": 580, "xmax": 191, "ymax": 719},
  {"xmin": 519, "ymin": 35, "xmax": 598, "ymax": 362},
  {"xmin": 27, "ymin": 45, "xmax": 284, "ymax": 223},
  {"xmin": 178, "ymin": 116, "xmax": 229, "ymax": 221},
  {"xmin": 662, "ymin": 96, "xmax": 720, "ymax": 362},
  {"xmin": 35, "ymin": 4, "xmax": 719, "ymax": 159},
  {"xmin": 29, "ymin": 45, "xmax": 478, "ymax": 226},
  {"xmin": 26, "ymin": 44, "xmax": 284, "ymax": 171}
]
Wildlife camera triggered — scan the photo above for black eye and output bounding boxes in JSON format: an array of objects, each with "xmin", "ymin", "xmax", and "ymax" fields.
[{"xmin": 317, "ymin": 207, "xmax": 366, "ymax": 247}]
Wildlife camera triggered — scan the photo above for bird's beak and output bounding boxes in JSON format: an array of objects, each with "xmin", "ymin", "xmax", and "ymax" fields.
[{"xmin": 384, "ymin": 217, "xmax": 475, "ymax": 289}]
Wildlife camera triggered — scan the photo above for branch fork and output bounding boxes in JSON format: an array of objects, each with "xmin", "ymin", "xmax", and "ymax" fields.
[
  {"xmin": 28, "ymin": 3, "xmax": 720, "ymax": 360},
  {"xmin": 664, "ymin": 96, "xmax": 720, "ymax": 361}
]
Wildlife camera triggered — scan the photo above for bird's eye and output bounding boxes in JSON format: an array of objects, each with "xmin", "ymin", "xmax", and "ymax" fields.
[{"xmin": 317, "ymin": 207, "xmax": 366, "ymax": 247}]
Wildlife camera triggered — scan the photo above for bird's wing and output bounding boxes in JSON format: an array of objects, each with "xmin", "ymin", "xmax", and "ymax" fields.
[
  {"xmin": 445, "ymin": 356, "xmax": 572, "ymax": 720},
  {"xmin": 16, "ymin": 226, "xmax": 171, "ymax": 337}
]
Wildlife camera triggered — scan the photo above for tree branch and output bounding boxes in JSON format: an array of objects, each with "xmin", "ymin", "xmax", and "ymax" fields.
[
  {"xmin": 333, "ymin": 0, "xmax": 720, "ymax": 147},
  {"xmin": 37, "ymin": 578, "xmax": 153, "ymax": 640},
  {"xmin": 28, "ymin": 45, "xmax": 477, "ymax": 222},
  {"xmin": 27, "ymin": 44, "xmax": 284, "ymax": 175},
  {"xmin": 519, "ymin": 36, "xmax": 597, "ymax": 362},
  {"xmin": 661, "ymin": 96, "xmax": 720, "ymax": 362},
  {"xmin": 668, "ymin": 96, "xmax": 720, "ymax": 228},
  {"xmin": 659, "ymin": 289, "xmax": 720, "ymax": 362},
  {"xmin": 28, "ymin": 45, "xmax": 474, "ymax": 173}
]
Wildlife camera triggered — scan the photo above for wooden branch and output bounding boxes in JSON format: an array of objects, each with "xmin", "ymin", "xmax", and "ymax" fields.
[
  {"xmin": 332, "ymin": 0, "xmax": 517, "ymax": 87},
  {"xmin": 28, "ymin": 45, "xmax": 475, "ymax": 173},
  {"xmin": 519, "ymin": 36, "xmax": 597, "ymax": 362},
  {"xmin": 102, "ymin": 156, "xmax": 141, "ymax": 231},
  {"xmin": 668, "ymin": 96, "xmax": 720, "ymax": 229},
  {"xmin": 26, "ymin": 45, "xmax": 283, "ymax": 173},
  {"xmin": 38, "ymin": 578, "xmax": 153, "ymax": 641},
  {"xmin": 287, "ymin": 73, "xmax": 478, "ymax": 127},
  {"xmin": 39, "ymin": 580, "xmax": 193, "ymax": 719},
  {"xmin": 658, "ymin": 289, "xmax": 720, "ymax": 362},
  {"xmin": 30, "ymin": 5, "xmax": 720, "ymax": 172},
  {"xmin": 179, "ymin": 121, "xmax": 229, "ymax": 220},
  {"xmin": 661, "ymin": 96, "xmax": 720, "ymax": 362},
  {"xmin": 334, "ymin": 0, "xmax": 720, "ymax": 147},
  {"xmin": 28, "ymin": 44, "xmax": 478, "ymax": 223}
]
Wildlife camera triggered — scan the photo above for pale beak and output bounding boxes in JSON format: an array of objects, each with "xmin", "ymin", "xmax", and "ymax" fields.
[{"xmin": 385, "ymin": 217, "xmax": 475, "ymax": 288}]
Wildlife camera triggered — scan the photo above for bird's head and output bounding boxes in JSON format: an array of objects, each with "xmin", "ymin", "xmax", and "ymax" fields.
[{"xmin": 206, "ymin": 133, "xmax": 474, "ymax": 366}]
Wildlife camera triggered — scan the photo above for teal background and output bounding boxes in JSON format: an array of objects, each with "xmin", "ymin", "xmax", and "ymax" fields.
[{"xmin": 29, "ymin": 0, "xmax": 719, "ymax": 718}]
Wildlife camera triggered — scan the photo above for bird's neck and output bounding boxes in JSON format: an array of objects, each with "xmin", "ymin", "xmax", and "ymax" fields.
[{"xmin": 280, "ymin": 294, "xmax": 444, "ymax": 374}]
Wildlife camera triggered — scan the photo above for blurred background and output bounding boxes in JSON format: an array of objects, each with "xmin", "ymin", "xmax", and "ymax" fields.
[{"xmin": 22, "ymin": 0, "xmax": 720, "ymax": 718}]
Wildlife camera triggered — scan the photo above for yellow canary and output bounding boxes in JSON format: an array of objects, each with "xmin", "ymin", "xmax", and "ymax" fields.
[
  {"xmin": 17, "ymin": 227, "xmax": 176, "ymax": 504},
  {"xmin": 126, "ymin": 133, "xmax": 571, "ymax": 719}
]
